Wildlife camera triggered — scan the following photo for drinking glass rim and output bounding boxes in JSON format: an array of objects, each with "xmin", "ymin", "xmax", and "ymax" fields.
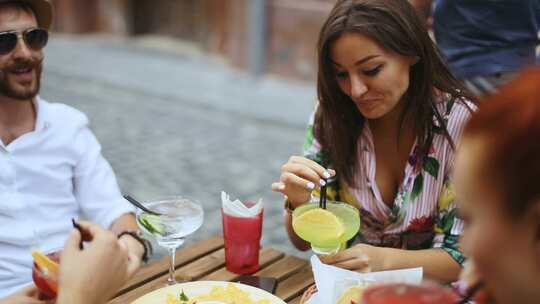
[
  {"xmin": 292, "ymin": 201, "xmax": 359, "ymax": 217},
  {"xmin": 139, "ymin": 196, "xmax": 203, "ymax": 210},
  {"xmin": 135, "ymin": 196, "xmax": 204, "ymax": 220}
]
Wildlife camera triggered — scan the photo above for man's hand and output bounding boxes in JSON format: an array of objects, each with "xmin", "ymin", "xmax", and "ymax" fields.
[
  {"xmin": 111, "ymin": 213, "xmax": 145, "ymax": 268},
  {"xmin": 56, "ymin": 221, "xmax": 136, "ymax": 304},
  {"xmin": 118, "ymin": 234, "xmax": 144, "ymax": 272},
  {"xmin": 0, "ymin": 286, "xmax": 51, "ymax": 304}
]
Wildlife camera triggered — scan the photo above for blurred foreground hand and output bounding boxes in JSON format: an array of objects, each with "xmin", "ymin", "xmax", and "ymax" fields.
[
  {"xmin": 0, "ymin": 286, "xmax": 52, "ymax": 304},
  {"xmin": 56, "ymin": 221, "xmax": 139, "ymax": 304}
]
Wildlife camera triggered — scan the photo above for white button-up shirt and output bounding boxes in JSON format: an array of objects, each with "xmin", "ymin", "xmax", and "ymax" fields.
[{"xmin": 0, "ymin": 97, "xmax": 134, "ymax": 297}]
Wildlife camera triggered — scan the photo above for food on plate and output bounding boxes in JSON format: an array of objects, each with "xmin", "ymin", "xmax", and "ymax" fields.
[
  {"xmin": 336, "ymin": 285, "xmax": 366, "ymax": 304},
  {"xmin": 166, "ymin": 283, "xmax": 272, "ymax": 304}
]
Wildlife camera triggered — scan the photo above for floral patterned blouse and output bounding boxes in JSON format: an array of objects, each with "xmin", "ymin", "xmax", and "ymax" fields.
[{"xmin": 303, "ymin": 97, "xmax": 473, "ymax": 266}]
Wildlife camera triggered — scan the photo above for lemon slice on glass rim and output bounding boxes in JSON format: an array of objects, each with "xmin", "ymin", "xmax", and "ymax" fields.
[{"xmin": 292, "ymin": 208, "xmax": 345, "ymax": 244}]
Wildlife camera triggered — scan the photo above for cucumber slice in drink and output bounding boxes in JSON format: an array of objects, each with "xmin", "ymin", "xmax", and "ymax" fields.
[{"xmin": 138, "ymin": 213, "xmax": 166, "ymax": 236}]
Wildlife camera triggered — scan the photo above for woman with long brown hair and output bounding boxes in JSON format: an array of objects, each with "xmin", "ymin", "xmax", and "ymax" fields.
[
  {"xmin": 454, "ymin": 67, "xmax": 540, "ymax": 304},
  {"xmin": 272, "ymin": 0, "xmax": 475, "ymax": 283}
]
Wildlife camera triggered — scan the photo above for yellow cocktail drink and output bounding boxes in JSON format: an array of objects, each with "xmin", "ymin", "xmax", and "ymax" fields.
[{"xmin": 292, "ymin": 202, "xmax": 360, "ymax": 255}]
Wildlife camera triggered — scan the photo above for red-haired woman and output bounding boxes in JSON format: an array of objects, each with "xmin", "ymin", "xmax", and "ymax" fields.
[
  {"xmin": 272, "ymin": 0, "xmax": 475, "ymax": 283},
  {"xmin": 454, "ymin": 67, "xmax": 540, "ymax": 304}
]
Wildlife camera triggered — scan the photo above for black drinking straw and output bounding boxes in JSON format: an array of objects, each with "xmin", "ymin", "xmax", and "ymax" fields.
[
  {"xmin": 320, "ymin": 178, "xmax": 327, "ymax": 209},
  {"xmin": 123, "ymin": 194, "xmax": 162, "ymax": 215}
]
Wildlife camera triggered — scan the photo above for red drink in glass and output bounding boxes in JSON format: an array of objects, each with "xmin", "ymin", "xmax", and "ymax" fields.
[
  {"xmin": 363, "ymin": 283, "xmax": 459, "ymax": 304},
  {"xmin": 221, "ymin": 201, "xmax": 263, "ymax": 274}
]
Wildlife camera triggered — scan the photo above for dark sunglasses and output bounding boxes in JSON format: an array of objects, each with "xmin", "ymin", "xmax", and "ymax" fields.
[{"xmin": 0, "ymin": 28, "xmax": 48, "ymax": 55}]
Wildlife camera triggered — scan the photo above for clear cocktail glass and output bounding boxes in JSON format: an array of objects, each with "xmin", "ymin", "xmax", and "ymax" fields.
[{"xmin": 136, "ymin": 196, "xmax": 203, "ymax": 285}]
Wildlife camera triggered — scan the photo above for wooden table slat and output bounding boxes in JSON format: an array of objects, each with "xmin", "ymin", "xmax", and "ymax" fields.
[
  {"xmin": 201, "ymin": 248, "xmax": 285, "ymax": 282},
  {"xmin": 275, "ymin": 266, "xmax": 314, "ymax": 302},
  {"xmin": 111, "ymin": 249, "xmax": 227, "ymax": 303},
  {"xmin": 116, "ymin": 236, "xmax": 224, "ymax": 296},
  {"xmin": 255, "ymin": 255, "xmax": 308, "ymax": 281},
  {"xmin": 176, "ymin": 248, "xmax": 226, "ymax": 281}
]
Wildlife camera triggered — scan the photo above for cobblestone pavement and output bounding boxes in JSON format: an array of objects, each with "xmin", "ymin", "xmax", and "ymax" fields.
[{"xmin": 41, "ymin": 35, "xmax": 315, "ymax": 259}]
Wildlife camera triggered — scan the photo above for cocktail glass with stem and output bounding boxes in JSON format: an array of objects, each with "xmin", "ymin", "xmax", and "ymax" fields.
[
  {"xmin": 292, "ymin": 201, "xmax": 360, "ymax": 255},
  {"xmin": 136, "ymin": 196, "xmax": 203, "ymax": 285}
]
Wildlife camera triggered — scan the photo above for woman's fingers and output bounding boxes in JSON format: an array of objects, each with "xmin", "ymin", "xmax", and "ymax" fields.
[
  {"xmin": 272, "ymin": 155, "xmax": 337, "ymax": 205},
  {"xmin": 321, "ymin": 250, "xmax": 371, "ymax": 272},
  {"xmin": 320, "ymin": 248, "xmax": 359, "ymax": 265},
  {"xmin": 276, "ymin": 172, "xmax": 314, "ymax": 204},
  {"xmin": 271, "ymin": 182, "xmax": 286, "ymax": 193},
  {"xmin": 272, "ymin": 175, "xmax": 311, "ymax": 206},
  {"xmin": 281, "ymin": 162, "xmax": 325, "ymax": 188},
  {"xmin": 288, "ymin": 156, "xmax": 335, "ymax": 179},
  {"xmin": 280, "ymin": 172, "xmax": 317, "ymax": 191},
  {"xmin": 332, "ymin": 259, "xmax": 371, "ymax": 272}
]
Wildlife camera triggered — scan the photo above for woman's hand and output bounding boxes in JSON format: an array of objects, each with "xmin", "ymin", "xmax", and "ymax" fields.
[
  {"xmin": 319, "ymin": 244, "xmax": 390, "ymax": 273},
  {"xmin": 0, "ymin": 286, "xmax": 51, "ymax": 304},
  {"xmin": 271, "ymin": 156, "xmax": 335, "ymax": 207},
  {"xmin": 56, "ymin": 221, "xmax": 135, "ymax": 304}
]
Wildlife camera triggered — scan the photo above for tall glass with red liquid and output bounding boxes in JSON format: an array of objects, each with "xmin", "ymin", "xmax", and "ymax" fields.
[{"xmin": 221, "ymin": 201, "xmax": 263, "ymax": 274}]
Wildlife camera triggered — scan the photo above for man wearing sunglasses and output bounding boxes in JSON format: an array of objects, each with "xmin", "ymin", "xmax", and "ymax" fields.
[{"xmin": 0, "ymin": 1, "xmax": 147, "ymax": 302}]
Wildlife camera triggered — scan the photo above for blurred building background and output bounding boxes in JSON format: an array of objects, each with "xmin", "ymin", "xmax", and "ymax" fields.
[
  {"xmin": 38, "ymin": 1, "xmax": 540, "ymax": 260},
  {"xmin": 41, "ymin": 0, "xmax": 328, "ymax": 258},
  {"xmin": 49, "ymin": 0, "xmax": 334, "ymax": 81}
]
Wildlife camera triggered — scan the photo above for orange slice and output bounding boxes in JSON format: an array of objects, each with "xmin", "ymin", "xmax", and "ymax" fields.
[{"xmin": 32, "ymin": 251, "xmax": 59, "ymax": 275}]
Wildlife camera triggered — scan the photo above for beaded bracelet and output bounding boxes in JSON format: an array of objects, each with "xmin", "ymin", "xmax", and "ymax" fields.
[{"xmin": 118, "ymin": 230, "xmax": 153, "ymax": 263}]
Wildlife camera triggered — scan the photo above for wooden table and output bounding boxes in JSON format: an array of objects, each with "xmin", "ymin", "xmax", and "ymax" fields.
[{"xmin": 109, "ymin": 236, "xmax": 313, "ymax": 304}]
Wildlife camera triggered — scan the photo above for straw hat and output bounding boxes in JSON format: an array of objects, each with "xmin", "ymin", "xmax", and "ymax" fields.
[{"xmin": 0, "ymin": 0, "xmax": 53, "ymax": 29}]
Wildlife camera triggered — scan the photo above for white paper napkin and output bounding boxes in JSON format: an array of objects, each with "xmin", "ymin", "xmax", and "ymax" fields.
[
  {"xmin": 221, "ymin": 191, "xmax": 263, "ymax": 217},
  {"xmin": 307, "ymin": 255, "xmax": 423, "ymax": 304}
]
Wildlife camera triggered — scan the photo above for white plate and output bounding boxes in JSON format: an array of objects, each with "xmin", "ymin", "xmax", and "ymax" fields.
[{"xmin": 131, "ymin": 281, "xmax": 286, "ymax": 304}]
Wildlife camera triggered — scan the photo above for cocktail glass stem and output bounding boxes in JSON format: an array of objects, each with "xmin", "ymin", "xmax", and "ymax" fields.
[{"xmin": 167, "ymin": 247, "xmax": 177, "ymax": 285}]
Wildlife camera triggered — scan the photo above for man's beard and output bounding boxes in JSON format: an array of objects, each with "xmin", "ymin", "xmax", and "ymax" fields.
[{"xmin": 0, "ymin": 58, "xmax": 42, "ymax": 100}]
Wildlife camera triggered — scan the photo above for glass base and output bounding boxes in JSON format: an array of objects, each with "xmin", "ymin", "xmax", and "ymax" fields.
[
  {"xmin": 166, "ymin": 277, "xmax": 177, "ymax": 286},
  {"xmin": 311, "ymin": 242, "xmax": 346, "ymax": 255},
  {"xmin": 158, "ymin": 238, "xmax": 185, "ymax": 248},
  {"xmin": 311, "ymin": 245, "xmax": 340, "ymax": 255},
  {"xmin": 164, "ymin": 277, "xmax": 187, "ymax": 286}
]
